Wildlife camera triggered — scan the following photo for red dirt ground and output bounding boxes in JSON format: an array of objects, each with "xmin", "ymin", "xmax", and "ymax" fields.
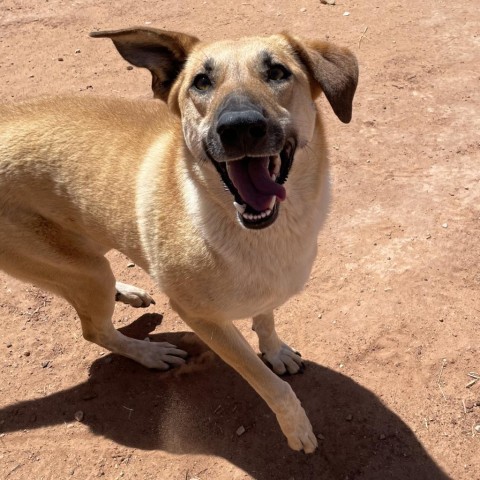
[{"xmin": 0, "ymin": 1, "xmax": 479, "ymax": 479}]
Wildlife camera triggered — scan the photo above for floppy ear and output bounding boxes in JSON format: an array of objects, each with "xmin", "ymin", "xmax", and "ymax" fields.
[
  {"xmin": 283, "ymin": 34, "xmax": 358, "ymax": 123},
  {"xmin": 90, "ymin": 27, "xmax": 199, "ymax": 102}
]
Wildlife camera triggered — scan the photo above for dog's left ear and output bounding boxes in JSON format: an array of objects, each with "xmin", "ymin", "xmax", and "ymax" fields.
[
  {"xmin": 90, "ymin": 27, "xmax": 199, "ymax": 102},
  {"xmin": 283, "ymin": 34, "xmax": 358, "ymax": 123}
]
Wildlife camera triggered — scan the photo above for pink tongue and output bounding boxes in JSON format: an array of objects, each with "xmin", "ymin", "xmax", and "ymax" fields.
[{"xmin": 226, "ymin": 157, "xmax": 286, "ymax": 212}]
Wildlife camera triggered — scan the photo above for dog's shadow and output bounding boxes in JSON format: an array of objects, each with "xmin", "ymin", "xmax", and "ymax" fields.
[{"xmin": 0, "ymin": 314, "xmax": 449, "ymax": 480}]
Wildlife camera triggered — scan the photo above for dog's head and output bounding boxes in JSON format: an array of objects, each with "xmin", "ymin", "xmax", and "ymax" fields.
[{"xmin": 91, "ymin": 28, "xmax": 358, "ymax": 230}]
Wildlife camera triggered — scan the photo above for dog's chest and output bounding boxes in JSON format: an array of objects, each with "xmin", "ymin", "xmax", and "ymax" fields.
[{"xmin": 200, "ymin": 211, "xmax": 321, "ymax": 319}]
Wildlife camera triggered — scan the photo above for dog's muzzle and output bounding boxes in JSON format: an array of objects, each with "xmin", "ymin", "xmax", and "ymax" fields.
[{"xmin": 206, "ymin": 95, "xmax": 296, "ymax": 230}]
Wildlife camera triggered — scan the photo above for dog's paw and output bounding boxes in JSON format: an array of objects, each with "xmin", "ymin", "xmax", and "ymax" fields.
[
  {"xmin": 277, "ymin": 400, "xmax": 318, "ymax": 454},
  {"xmin": 261, "ymin": 342, "xmax": 304, "ymax": 375},
  {"xmin": 115, "ymin": 282, "xmax": 155, "ymax": 308},
  {"xmin": 136, "ymin": 340, "xmax": 188, "ymax": 370}
]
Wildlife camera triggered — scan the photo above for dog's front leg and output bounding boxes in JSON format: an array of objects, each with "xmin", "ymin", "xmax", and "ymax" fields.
[
  {"xmin": 176, "ymin": 309, "xmax": 317, "ymax": 453},
  {"xmin": 253, "ymin": 312, "xmax": 304, "ymax": 375}
]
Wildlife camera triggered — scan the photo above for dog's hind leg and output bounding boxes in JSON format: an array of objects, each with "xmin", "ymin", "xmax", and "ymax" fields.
[
  {"xmin": 64, "ymin": 263, "xmax": 186, "ymax": 369},
  {"xmin": 252, "ymin": 312, "xmax": 304, "ymax": 375},
  {"xmin": 0, "ymin": 223, "xmax": 186, "ymax": 370},
  {"xmin": 115, "ymin": 281, "xmax": 156, "ymax": 308}
]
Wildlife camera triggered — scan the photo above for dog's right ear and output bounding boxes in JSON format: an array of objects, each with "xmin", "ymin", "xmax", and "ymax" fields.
[{"xmin": 90, "ymin": 27, "xmax": 199, "ymax": 103}]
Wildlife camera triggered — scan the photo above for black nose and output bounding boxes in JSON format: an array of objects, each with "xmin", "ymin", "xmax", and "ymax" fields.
[{"xmin": 216, "ymin": 110, "xmax": 267, "ymax": 151}]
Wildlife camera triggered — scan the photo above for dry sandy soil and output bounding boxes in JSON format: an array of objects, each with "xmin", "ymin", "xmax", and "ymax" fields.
[{"xmin": 0, "ymin": 0, "xmax": 479, "ymax": 479}]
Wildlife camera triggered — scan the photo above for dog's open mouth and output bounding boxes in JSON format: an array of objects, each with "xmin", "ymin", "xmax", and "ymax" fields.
[{"xmin": 211, "ymin": 140, "xmax": 296, "ymax": 229}]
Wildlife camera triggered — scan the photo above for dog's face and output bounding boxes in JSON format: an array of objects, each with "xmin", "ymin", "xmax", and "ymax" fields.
[
  {"xmin": 91, "ymin": 28, "xmax": 358, "ymax": 229},
  {"xmin": 173, "ymin": 36, "xmax": 315, "ymax": 229}
]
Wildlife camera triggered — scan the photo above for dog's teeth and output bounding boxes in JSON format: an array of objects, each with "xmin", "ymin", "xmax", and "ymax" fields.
[
  {"xmin": 272, "ymin": 156, "xmax": 281, "ymax": 175},
  {"xmin": 265, "ymin": 209, "xmax": 272, "ymax": 216},
  {"xmin": 260, "ymin": 212, "xmax": 267, "ymax": 219},
  {"xmin": 268, "ymin": 197, "xmax": 276, "ymax": 210},
  {"xmin": 233, "ymin": 201, "xmax": 246, "ymax": 214}
]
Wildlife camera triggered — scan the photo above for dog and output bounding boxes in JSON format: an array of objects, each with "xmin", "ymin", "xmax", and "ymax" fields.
[{"xmin": 0, "ymin": 27, "xmax": 358, "ymax": 453}]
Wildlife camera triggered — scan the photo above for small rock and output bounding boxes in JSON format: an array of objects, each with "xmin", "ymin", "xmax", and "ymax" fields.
[
  {"xmin": 75, "ymin": 49, "xmax": 81, "ymax": 54},
  {"xmin": 58, "ymin": 57, "xmax": 64, "ymax": 62},
  {"xmin": 464, "ymin": 400, "xmax": 475, "ymax": 411},
  {"xmin": 426, "ymin": 233, "xmax": 431, "ymax": 239},
  {"xmin": 317, "ymin": 313, "xmax": 322, "ymax": 319},
  {"xmin": 74, "ymin": 410, "xmax": 84, "ymax": 422},
  {"xmin": 24, "ymin": 351, "xmax": 31, "ymax": 357},
  {"xmin": 126, "ymin": 66, "xmax": 134, "ymax": 71},
  {"xmin": 127, "ymin": 262, "xmax": 135, "ymax": 267},
  {"xmin": 6, "ymin": 342, "xmax": 12, "ymax": 348},
  {"xmin": 317, "ymin": 433, "xmax": 325, "ymax": 440},
  {"xmin": 300, "ymin": 7, "xmax": 307, "ymax": 12},
  {"xmin": 343, "ymin": 11, "xmax": 350, "ymax": 16},
  {"xmin": 474, "ymin": 424, "xmax": 480, "ymax": 433},
  {"xmin": 41, "ymin": 360, "xmax": 50, "ymax": 368},
  {"xmin": 345, "ymin": 414, "xmax": 353, "ymax": 421},
  {"xmin": 236, "ymin": 425, "xmax": 246, "ymax": 436},
  {"xmin": 321, "ymin": 0, "xmax": 336, "ymax": 4},
  {"xmin": 442, "ymin": 223, "xmax": 448, "ymax": 228}
]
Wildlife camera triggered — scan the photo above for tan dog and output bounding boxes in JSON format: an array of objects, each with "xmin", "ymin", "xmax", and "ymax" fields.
[{"xmin": 0, "ymin": 28, "xmax": 358, "ymax": 453}]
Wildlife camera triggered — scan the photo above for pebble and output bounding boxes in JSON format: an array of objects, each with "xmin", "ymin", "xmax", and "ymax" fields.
[
  {"xmin": 236, "ymin": 425, "xmax": 246, "ymax": 436},
  {"xmin": 127, "ymin": 262, "xmax": 135, "ymax": 267},
  {"xmin": 41, "ymin": 360, "xmax": 50, "ymax": 368},
  {"xmin": 24, "ymin": 351, "xmax": 31, "ymax": 357},
  {"xmin": 6, "ymin": 342, "xmax": 12, "ymax": 348},
  {"xmin": 58, "ymin": 57, "xmax": 64, "ymax": 62},
  {"xmin": 464, "ymin": 400, "xmax": 475, "ymax": 411},
  {"xmin": 442, "ymin": 223, "xmax": 448, "ymax": 228},
  {"xmin": 343, "ymin": 11, "xmax": 350, "ymax": 16},
  {"xmin": 74, "ymin": 410, "xmax": 84, "ymax": 422},
  {"xmin": 300, "ymin": 7, "xmax": 307, "ymax": 12},
  {"xmin": 126, "ymin": 66, "xmax": 133, "ymax": 71},
  {"xmin": 321, "ymin": 0, "xmax": 336, "ymax": 4},
  {"xmin": 75, "ymin": 49, "xmax": 81, "ymax": 54},
  {"xmin": 475, "ymin": 424, "xmax": 480, "ymax": 433}
]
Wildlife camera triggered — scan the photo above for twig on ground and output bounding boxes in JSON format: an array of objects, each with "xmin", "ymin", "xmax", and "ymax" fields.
[
  {"xmin": 466, "ymin": 371, "xmax": 480, "ymax": 388},
  {"xmin": 358, "ymin": 26, "xmax": 369, "ymax": 49},
  {"xmin": 122, "ymin": 405, "xmax": 134, "ymax": 420},
  {"xmin": 437, "ymin": 358, "xmax": 447, "ymax": 401}
]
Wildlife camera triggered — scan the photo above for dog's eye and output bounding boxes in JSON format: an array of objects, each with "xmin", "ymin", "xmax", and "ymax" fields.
[
  {"xmin": 193, "ymin": 74, "xmax": 212, "ymax": 91},
  {"xmin": 267, "ymin": 64, "xmax": 291, "ymax": 82}
]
